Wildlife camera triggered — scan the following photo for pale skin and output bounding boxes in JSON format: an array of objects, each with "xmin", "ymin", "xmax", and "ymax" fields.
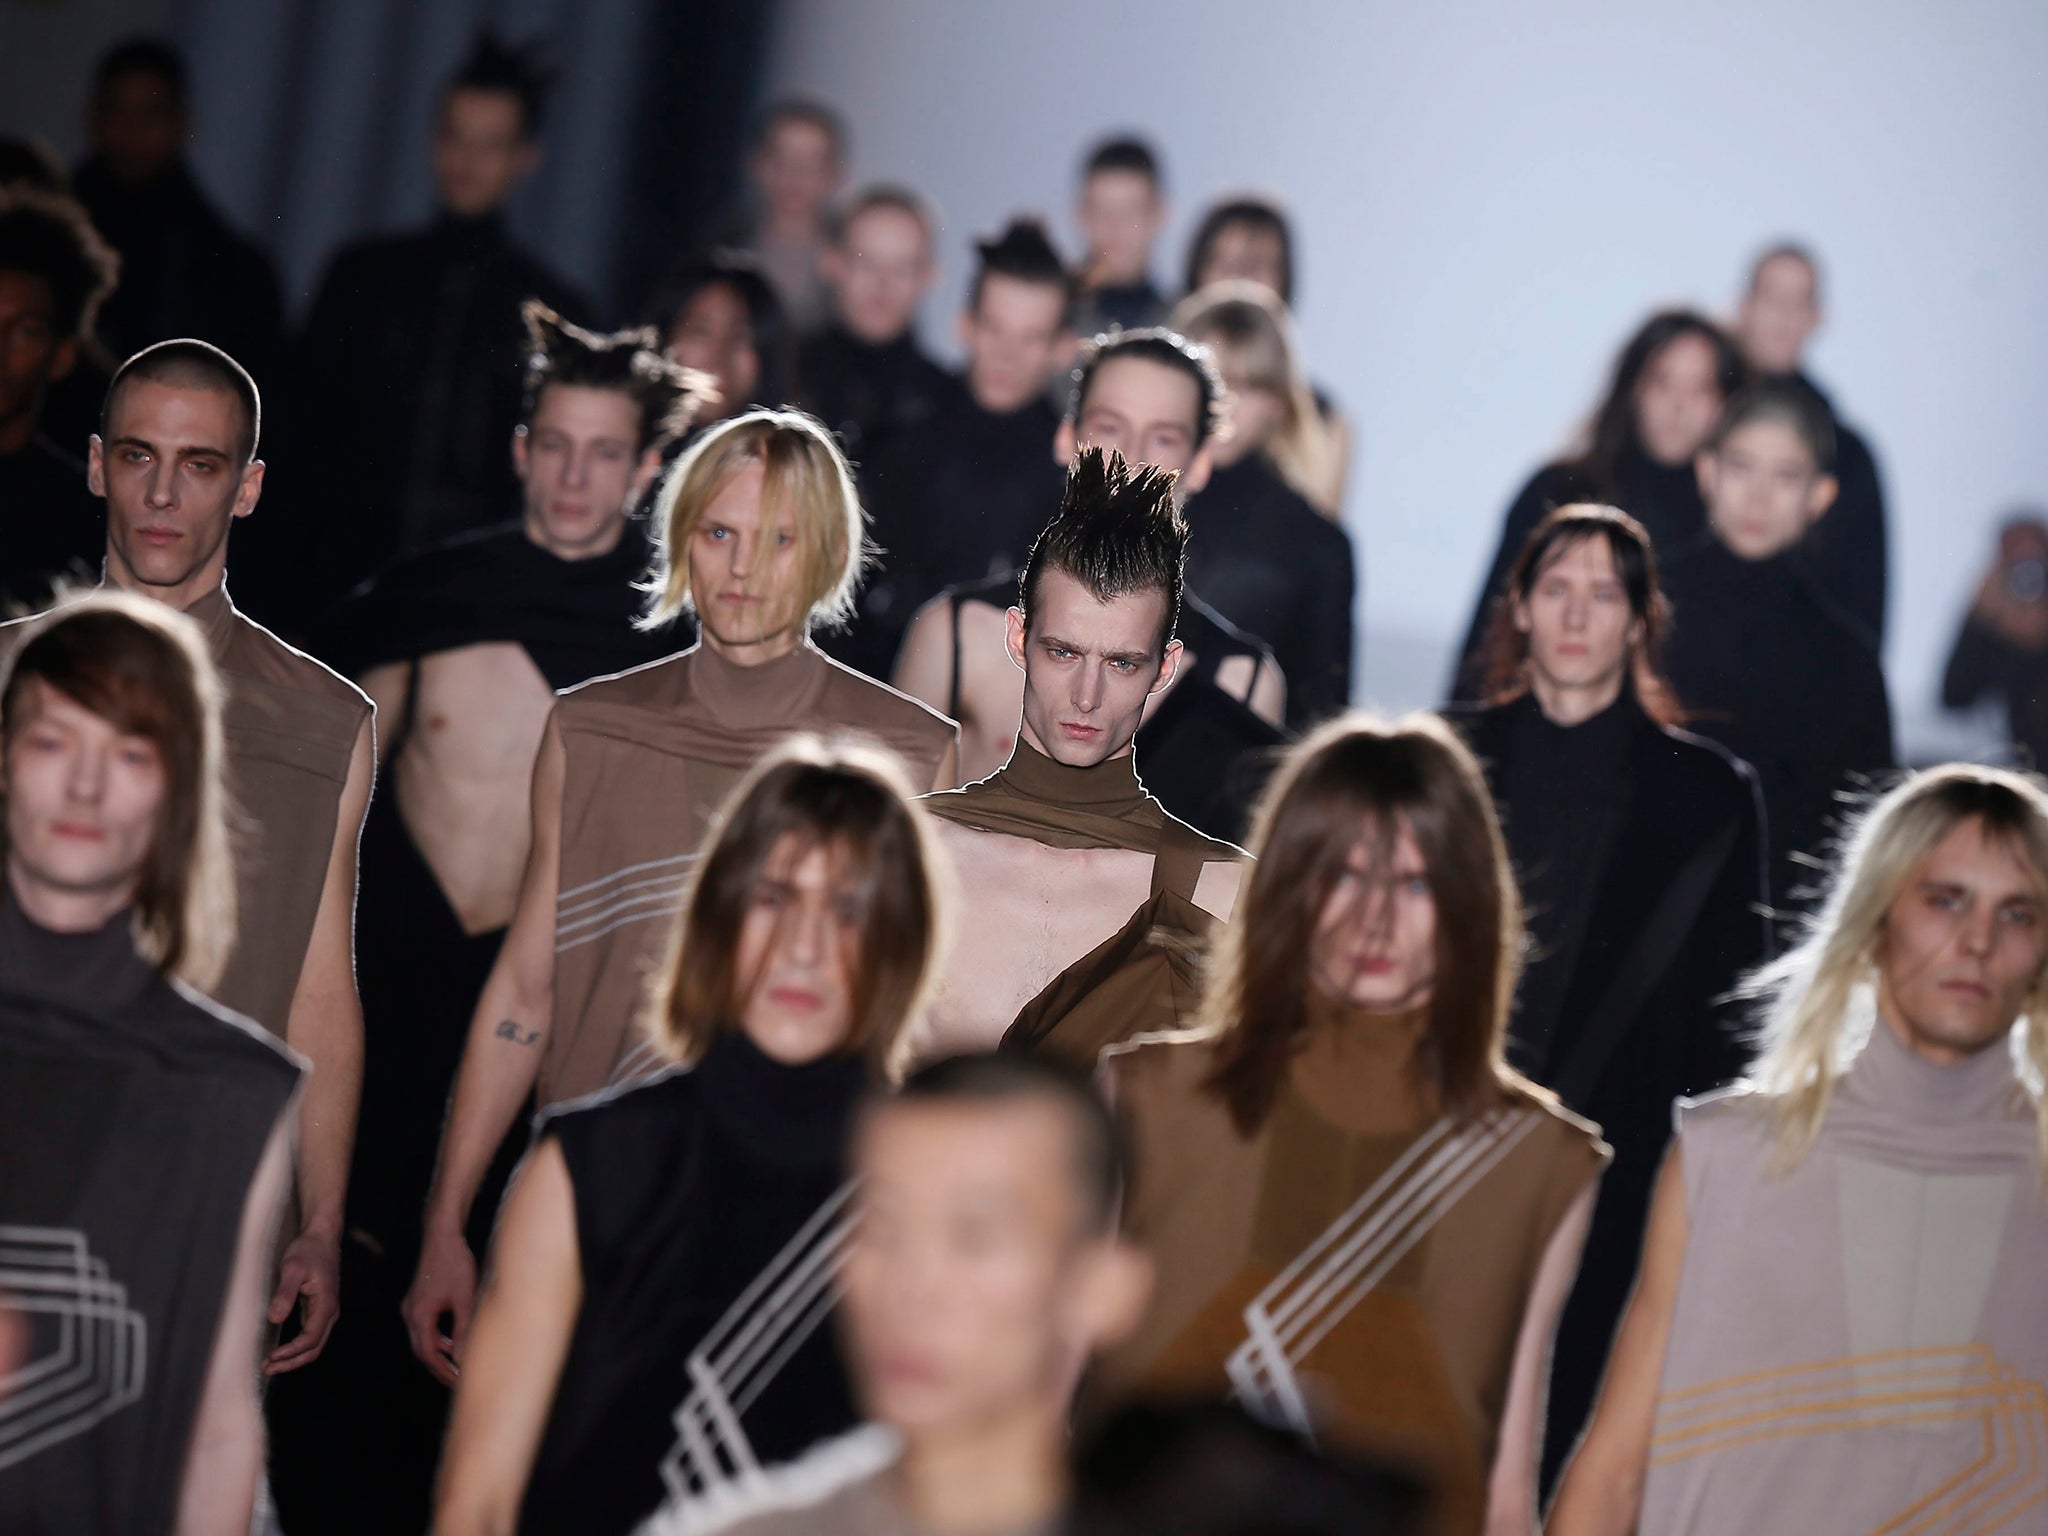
[
  {"xmin": 1311, "ymin": 824, "xmax": 1593, "ymax": 1536},
  {"xmin": 88, "ymin": 376, "xmax": 367, "ymax": 1371},
  {"xmin": 1511, "ymin": 532, "xmax": 1641, "ymax": 728},
  {"xmin": 843, "ymin": 1099, "xmax": 1152, "ymax": 1536},
  {"xmin": 1548, "ymin": 816, "xmax": 2048, "ymax": 1533},
  {"xmin": 433, "ymin": 838, "xmax": 870, "ymax": 1534},
  {"xmin": 1735, "ymin": 251, "xmax": 1821, "ymax": 378},
  {"xmin": 1697, "ymin": 416, "xmax": 1839, "ymax": 563},
  {"xmin": 404, "ymin": 461, "xmax": 955, "ymax": 1384},
  {"xmin": 2, "ymin": 681, "xmax": 296, "ymax": 1533},
  {"xmin": 893, "ymin": 352, "xmax": 1284, "ymax": 781},
  {"xmin": 914, "ymin": 571, "xmax": 1242, "ymax": 1061},
  {"xmin": 356, "ymin": 385, "xmax": 664, "ymax": 935}
]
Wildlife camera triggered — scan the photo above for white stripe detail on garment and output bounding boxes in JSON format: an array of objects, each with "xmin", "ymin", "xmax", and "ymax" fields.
[
  {"xmin": 0, "ymin": 1226, "xmax": 148, "ymax": 1470},
  {"xmin": 557, "ymin": 852, "xmax": 699, "ymax": 906},
  {"xmin": 554, "ymin": 887, "xmax": 694, "ymax": 953},
  {"xmin": 557, "ymin": 870, "xmax": 698, "ymax": 929},
  {"xmin": 655, "ymin": 1182, "xmax": 859, "ymax": 1527},
  {"xmin": 1224, "ymin": 1109, "xmax": 1538, "ymax": 1437}
]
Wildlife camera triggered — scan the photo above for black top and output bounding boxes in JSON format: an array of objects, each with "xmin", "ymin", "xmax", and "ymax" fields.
[
  {"xmin": 313, "ymin": 519, "xmax": 680, "ymax": 697},
  {"xmin": 0, "ymin": 901, "xmax": 300, "ymax": 1535},
  {"xmin": 1452, "ymin": 446, "xmax": 1707, "ymax": 700},
  {"xmin": 1780, "ymin": 371, "xmax": 1888, "ymax": 648},
  {"xmin": 839, "ymin": 383, "xmax": 1064, "ymax": 679},
  {"xmin": 294, "ymin": 212, "xmax": 590, "ymax": 599},
  {"xmin": 519, "ymin": 1032, "xmax": 867, "ymax": 1536},
  {"xmin": 1942, "ymin": 615, "xmax": 2048, "ymax": 772},
  {"xmin": 72, "ymin": 158, "xmax": 284, "ymax": 376},
  {"xmin": 1076, "ymin": 279, "xmax": 1169, "ymax": 336},
  {"xmin": 1661, "ymin": 537, "xmax": 1895, "ymax": 908},
  {"xmin": 1496, "ymin": 694, "xmax": 1636, "ymax": 1069},
  {"xmin": 1182, "ymin": 455, "xmax": 1356, "ymax": 729},
  {"xmin": 0, "ymin": 435, "xmax": 103, "ymax": 612},
  {"xmin": 794, "ymin": 324, "xmax": 955, "ymax": 470}
]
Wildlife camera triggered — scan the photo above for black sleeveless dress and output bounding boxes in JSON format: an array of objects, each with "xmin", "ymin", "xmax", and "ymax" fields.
[
  {"xmin": 517, "ymin": 1031, "xmax": 866, "ymax": 1535},
  {"xmin": 0, "ymin": 901, "xmax": 300, "ymax": 1535}
]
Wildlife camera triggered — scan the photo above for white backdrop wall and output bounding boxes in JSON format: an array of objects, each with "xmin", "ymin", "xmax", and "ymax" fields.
[{"xmin": 767, "ymin": 0, "xmax": 2048, "ymax": 760}]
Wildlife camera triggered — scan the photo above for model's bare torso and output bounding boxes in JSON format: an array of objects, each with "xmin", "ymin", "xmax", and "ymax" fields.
[
  {"xmin": 368, "ymin": 642, "xmax": 557, "ymax": 935},
  {"xmin": 919, "ymin": 819, "xmax": 1244, "ymax": 1061}
]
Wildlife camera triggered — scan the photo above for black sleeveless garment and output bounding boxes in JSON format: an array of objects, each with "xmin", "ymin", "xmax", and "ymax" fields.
[
  {"xmin": 518, "ymin": 1031, "xmax": 867, "ymax": 1536},
  {"xmin": 0, "ymin": 900, "xmax": 300, "ymax": 1535}
]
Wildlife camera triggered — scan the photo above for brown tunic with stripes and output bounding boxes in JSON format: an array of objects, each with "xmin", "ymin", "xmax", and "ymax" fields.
[
  {"xmin": 541, "ymin": 641, "xmax": 954, "ymax": 1106},
  {"xmin": 1095, "ymin": 1020, "xmax": 1606, "ymax": 1535}
]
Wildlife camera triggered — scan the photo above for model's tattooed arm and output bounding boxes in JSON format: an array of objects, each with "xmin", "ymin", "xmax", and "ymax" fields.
[{"xmin": 495, "ymin": 1019, "xmax": 541, "ymax": 1047}]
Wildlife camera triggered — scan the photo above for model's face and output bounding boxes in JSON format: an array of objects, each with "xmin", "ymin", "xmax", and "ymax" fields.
[
  {"xmin": 846, "ymin": 1100, "xmax": 1097, "ymax": 1437},
  {"xmin": 1632, "ymin": 331, "xmax": 1726, "ymax": 467},
  {"xmin": 514, "ymin": 385, "xmax": 647, "ymax": 560},
  {"xmin": 1310, "ymin": 821, "xmax": 1436, "ymax": 1013},
  {"xmin": 961, "ymin": 273, "xmax": 1069, "ymax": 416},
  {"xmin": 88, "ymin": 70, "xmax": 185, "ymax": 183},
  {"xmin": 1064, "ymin": 356, "xmax": 1208, "ymax": 494},
  {"xmin": 734, "ymin": 834, "xmax": 861, "ymax": 1065},
  {"xmin": 686, "ymin": 459, "xmax": 809, "ymax": 655},
  {"xmin": 433, "ymin": 88, "xmax": 535, "ymax": 218},
  {"xmin": 1206, "ymin": 359, "xmax": 1283, "ymax": 467},
  {"xmin": 0, "ymin": 271, "xmax": 70, "ymax": 433},
  {"xmin": 1195, "ymin": 222, "xmax": 1286, "ymax": 299},
  {"xmin": 666, "ymin": 282, "xmax": 759, "ymax": 420},
  {"xmin": 828, "ymin": 206, "xmax": 932, "ymax": 346},
  {"xmin": 1738, "ymin": 255, "xmax": 1820, "ymax": 376},
  {"xmin": 1876, "ymin": 817, "xmax": 2048, "ymax": 1067},
  {"xmin": 1699, "ymin": 418, "xmax": 1835, "ymax": 562},
  {"xmin": 1514, "ymin": 536, "xmax": 1639, "ymax": 702},
  {"xmin": 1078, "ymin": 170, "xmax": 1162, "ymax": 283},
  {"xmin": 1008, "ymin": 568, "xmax": 1177, "ymax": 767},
  {"xmin": 3, "ymin": 681, "xmax": 165, "ymax": 913},
  {"xmin": 753, "ymin": 119, "xmax": 839, "ymax": 224},
  {"xmin": 90, "ymin": 379, "xmax": 260, "ymax": 601}
]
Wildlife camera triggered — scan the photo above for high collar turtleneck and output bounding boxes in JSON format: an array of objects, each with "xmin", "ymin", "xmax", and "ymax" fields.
[
  {"xmin": 923, "ymin": 738, "xmax": 1172, "ymax": 853},
  {"xmin": 684, "ymin": 639, "xmax": 828, "ymax": 732},
  {"xmin": 0, "ymin": 896, "xmax": 156, "ymax": 1017}
]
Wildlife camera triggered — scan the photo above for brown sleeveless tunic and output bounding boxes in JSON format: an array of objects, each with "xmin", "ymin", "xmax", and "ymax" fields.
[
  {"xmin": 0, "ymin": 586, "xmax": 371, "ymax": 1038},
  {"xmin": 1096, "ymin": 1028, "xmax": 1606, "ymax": 1534},
  {"xmin": 542, "ymin": 642, "xmax": 954, "ymax": 1105}
]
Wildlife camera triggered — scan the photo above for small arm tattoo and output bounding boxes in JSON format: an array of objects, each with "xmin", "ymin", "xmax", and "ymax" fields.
[{"xmin": 495, "ymin": 1019, "xmax": 541, "ymax": 1047}]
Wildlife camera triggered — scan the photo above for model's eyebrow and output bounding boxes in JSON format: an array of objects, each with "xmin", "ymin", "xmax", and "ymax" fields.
[
  {"xmin": 1103, "ymin": 647, "xmax": 1153, "ymax": 667},
  {"xmin": 108, "ymin": 435, "xmax": 234, "ymax": 463}
]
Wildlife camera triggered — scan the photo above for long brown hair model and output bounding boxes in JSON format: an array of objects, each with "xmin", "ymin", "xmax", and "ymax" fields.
[
  {"xmin": 644, "ymin": 734, "xmax": 949, "ymax": 1081},
  {"xmin": 1201, "ymin": 713, "xmax": 1525, "ymax": 1136},
  {"xmin": 1477, "ymin": 503, "xmax": 1681, "ymax": 725},
  {"xmin": 0, "ymin": 590, "xmax": 237, "ymax": 990}
]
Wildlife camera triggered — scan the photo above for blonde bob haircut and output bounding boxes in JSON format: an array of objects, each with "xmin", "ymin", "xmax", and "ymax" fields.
[
  {"xmin": 639, "ymin": 407, "xmax": 868, "ymax": 632},
  {"xmin": 0, "ymin": 590, "xmax": 237, "ymax": 990},
  {"xmin": 1739, "ymin": 763, "xmax": 2048, "ymax": 1171},
  {"xmin": 642, "ymin": 734, "xmax": 950, "ymax": 1082}
]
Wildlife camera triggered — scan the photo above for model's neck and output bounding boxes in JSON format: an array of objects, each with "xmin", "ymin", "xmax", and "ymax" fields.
[
  {"xmin": 103, "ymin": 550, "xmax": 222, "ymax": 615},
  {"xmin": 1013, "ymin": 719, "xmax": 1135, "ymax": 768},
  {"xmin": 699, "ymin": 625, "xmax": 804, "ymax": 669},
  {"xmin": 523, "ymin": 510, "xmax": 627, "ymax": 562},
  {"xmin": 1528, "ymin": 667, "xmax": 1624, "ymax": 727},
  {"xmin": 5, "ymin": 859, "xmax": 133, "ymax": 937},
  {"xmin": 894, "ymin": 1405, "xmax": 1066, "ymax": 1536}
]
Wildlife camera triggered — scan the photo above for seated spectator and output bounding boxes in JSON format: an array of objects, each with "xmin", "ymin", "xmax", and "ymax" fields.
[
  {"xmin": 1941, "ymin": 511, "xmax": 2048, "ymax": 769},
  {"xmin": 713, "ymin": 100, "xmax": 846, "ymax": 336}
]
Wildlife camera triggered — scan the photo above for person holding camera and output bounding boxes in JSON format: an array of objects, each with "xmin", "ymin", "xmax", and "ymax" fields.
[{"xmin": 1941, "ymin": 512, "xmax": 2048, "ymax": 769}]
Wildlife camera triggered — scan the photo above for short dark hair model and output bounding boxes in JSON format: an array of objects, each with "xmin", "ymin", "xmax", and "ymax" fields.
[
  {"xmin": 968, "ymin": 216, "xmax": 1075, "ymax": 323},
  {"xmin": 830, "ymin": 183, "xmax": 934, "ymax": 246},
  {"xmin": 0, "ymin": 188, "xmax": 120, "ymax": 341},
  {"xmin": 1746, "ymin": 239, "xmax": 1823, "ymax": 301},
  {"xmin": 103, "ymin": 338, "xmax": 261, "ymax": 463},
  {"xmin": 751, "ymin": 97, "xmax": 846, "ymax": 161},
  {"xmin": 648, "ymin": 250, "xmax": 792, "ymax": 407},
  {"xmin": 1068, "ymin": 1402, "xmax": 1431, "ymax": 1536},
  {"xmin": 93, "ymin": 37, "xmax": 188, "ymax": 104},
  {"xmin": 1183, "ymin": 195, "xmax": 1296, "ymax": 305},
  {"xmin": 1068, "ymin": 328, "xmax": 1225, "ymax": 450},
  {"xmin": 1083, "ymin": 135, "xmax": 1163, "ymax": 191},
  {"xmin": 521, "ymin": 298, "xmax": 711, "ymax": 454},
  {"xmin": 1479, "ymin": 504, "xmax": 1678, "ymax": 724},
  {"xmin": 1019, "ymin": 444, "xmax": 1188, "ymax": 655},
  {"xmin": 892, "ymin": 1052, "xmax": 1127, "ymax": 1234},
  {"xmin": 1573, "ymin": 309, "xmax": 1747, "ymax": 497},
  {"xmin": 0, "ymin": 137, "xmax": 70, "ymax": 196},
  {"xmin": 445, "ymin": 30, "xmax": 552, "ymax": 138},
  {"xmin": 1705, "ymin": 377, "xmax": 1838, "ymax": 475}
]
